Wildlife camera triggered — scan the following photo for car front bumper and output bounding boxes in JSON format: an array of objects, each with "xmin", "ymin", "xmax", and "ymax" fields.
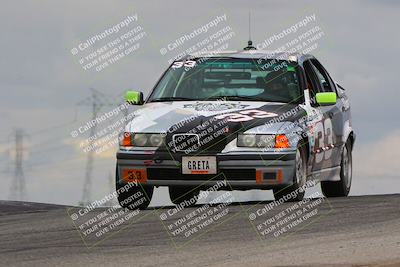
[{"xmin": 116, "ymin": 150, "xmax": 296, "ymax": 189}]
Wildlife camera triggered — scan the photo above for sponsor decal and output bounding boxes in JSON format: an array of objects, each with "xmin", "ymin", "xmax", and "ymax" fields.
[
  {"xmin": 215, "ymin": 109, "xmax": 278, "ymax": 122},
  {"xmin": 183, "ymin": 103, "xmax": 249, "ymax": 111}
]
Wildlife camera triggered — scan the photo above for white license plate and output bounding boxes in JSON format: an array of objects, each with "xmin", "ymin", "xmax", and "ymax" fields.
[{"xmin": 182, "ymin": 156, "xmax": 217, "ymax": 174}]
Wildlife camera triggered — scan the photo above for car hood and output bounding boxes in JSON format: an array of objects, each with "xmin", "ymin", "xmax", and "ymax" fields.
[{"xmin": 126, "ymin": 101, "xmax": 305, "ymax": 133}]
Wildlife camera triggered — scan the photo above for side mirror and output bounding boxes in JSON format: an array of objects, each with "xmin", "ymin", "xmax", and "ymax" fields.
[
  {"xmin": 316, "ymin": 92, "xmax": 336, "ymax": 106},
  {"xmin": 125, "ymin": 90, "xmax": 144, "ymax": 105}
]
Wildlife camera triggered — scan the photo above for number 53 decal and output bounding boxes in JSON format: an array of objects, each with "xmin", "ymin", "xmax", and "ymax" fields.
[{"xmin": 215, "ymin": 109, "xmax": 278, "ymax": 122}]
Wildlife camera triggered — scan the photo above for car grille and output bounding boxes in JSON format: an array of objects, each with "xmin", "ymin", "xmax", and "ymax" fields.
[
  {"xmin": 200, "ymin": 135, "xmax": 228, "ymax": 153},
  {"xmin": 147, "ymin": 168, "xmax": 255, "ymax": 181},
  {"xmin": 167, "ymin": 131, "xmax": 229, "ymax": 154}
]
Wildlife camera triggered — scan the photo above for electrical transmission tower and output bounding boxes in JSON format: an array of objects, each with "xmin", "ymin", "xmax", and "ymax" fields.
[
  {"xmin": 9, "ymin": 128, "xmax": 27, "ymax": 201},
  {"xmin": 77, "ymin": 88, "xmax": 120, "ymax": 206}
]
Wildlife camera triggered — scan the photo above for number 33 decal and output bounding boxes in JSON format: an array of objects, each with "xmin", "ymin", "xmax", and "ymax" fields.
[
  {"xmin": 172, "ymin": 60, "xmax": 196, "ymax": 69},
  {"xmin": 314, "ymin": 118, "xmax": 333, "ymax": 163},
  {"xmin": 215, "ymin": 109, "xmax": 278, "ymax": 122}
]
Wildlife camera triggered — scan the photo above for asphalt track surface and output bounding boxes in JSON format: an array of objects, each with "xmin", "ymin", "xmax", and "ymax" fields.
[{"xmin": 0, "ymin": 194, "xmax": 399, "ymax": 267}]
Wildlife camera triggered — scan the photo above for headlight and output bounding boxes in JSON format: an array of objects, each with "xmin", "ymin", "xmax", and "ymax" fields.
[
  {"xmin": 149, "ymin": 134, "xmax": 164, "ymax": 146},
  {"xmin": 120, "ymin": 133, "xmax": 165, "ymax": 147},
  {"xmin": 237, "ymin": 134, "xmax": 276, "ymax": 148},
  {"xmin": 133, "ymin": 134, "xmax": 148, "ymax": 146},
  {"xmin": 238, "ymin": 134, "xmax": 256, "ymax": 147}
]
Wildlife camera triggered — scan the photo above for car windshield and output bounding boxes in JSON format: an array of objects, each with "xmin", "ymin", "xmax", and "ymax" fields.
[{"xmin": 147, "ymin": 58, "xmax": 302, "ymax": 103}]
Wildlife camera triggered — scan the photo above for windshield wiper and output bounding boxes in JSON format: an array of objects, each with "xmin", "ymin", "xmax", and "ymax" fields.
[
  {"xmin": 206, "ymin": 95, "xmax": 270, "ymax": 101},
  {"xmin": 150, "ymin": 97, "xmax": 196, "ymax": 102}
]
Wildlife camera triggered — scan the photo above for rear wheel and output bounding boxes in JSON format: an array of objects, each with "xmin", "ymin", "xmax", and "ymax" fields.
[
  {"xmin": 116, "ymin": 170, "xmax": 153, "ymax": 210},
  {"xmin": 273, "ymin": 145, "xmax": 307, "ymax": 202},
  {"xmin": 321, "ymin": 142, "xmax": 352, "ymax": 197},
  {"xmin": 169, "ymin": 186, "xmax": 199, "ymax": 207}
]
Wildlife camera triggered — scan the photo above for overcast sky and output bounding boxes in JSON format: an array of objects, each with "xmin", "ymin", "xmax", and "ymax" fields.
[{"xmin": 0, "ymin": 0, "xmax": 399, "ymax": 205}]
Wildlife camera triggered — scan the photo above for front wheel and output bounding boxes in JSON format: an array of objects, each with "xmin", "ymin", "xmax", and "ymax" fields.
[
  {"xmin": 321, "ymin": 142, "xmax": 352, "ymax": 197},
  {"xmin": 273, "ymin": 145, "xmax": 307, "ymax": 202}
]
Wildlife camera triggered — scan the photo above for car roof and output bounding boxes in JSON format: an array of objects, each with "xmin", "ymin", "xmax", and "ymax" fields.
[{"xmin": 184, "ymin": 49, "xmax": 315, "ymax": 64}]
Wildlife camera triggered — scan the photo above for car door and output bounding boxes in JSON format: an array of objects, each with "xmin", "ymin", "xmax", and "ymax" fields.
[{"xmin": 309, "ymin": 59, "xmax": 343, "ymax": 171}]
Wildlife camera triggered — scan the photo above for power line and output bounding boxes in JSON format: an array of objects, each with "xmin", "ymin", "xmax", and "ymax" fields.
[
  {"xmin": 0, "ymin": 107, "xmax": 79, "ymax": 145},
  {"xmin": 29, "ymin": 107, "xmax": 79, "ymax": 137},
  {"xmin": 77, "ymin": 88, "xmax": 121, "ymax": 206}
]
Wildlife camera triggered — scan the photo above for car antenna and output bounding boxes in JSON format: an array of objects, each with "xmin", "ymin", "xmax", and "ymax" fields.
[{"xmin": 244, "ymin": 11, "xmax": 256, "ymax": 50}]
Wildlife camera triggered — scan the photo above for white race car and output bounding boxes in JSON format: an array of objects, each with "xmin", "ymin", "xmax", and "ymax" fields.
[{"xmin": 116, "ymin": 49, "xmax": 355, "ymax": 210}]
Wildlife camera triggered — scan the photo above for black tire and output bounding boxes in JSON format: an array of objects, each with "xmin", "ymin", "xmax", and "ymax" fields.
[
  {"xmin": 321, "ymin": 142, "xmax": 352, "ymax": 197},
  {"xmin": 273, "ymin": 144, "xmax": 307, "ymax": 202},
  {"xmin": 116, "ymin": 170, "xmax": 153, "ymax": 210},
  {"xmin": 169, "ymin": 186, "xmax": 199, "ymax": 207}
]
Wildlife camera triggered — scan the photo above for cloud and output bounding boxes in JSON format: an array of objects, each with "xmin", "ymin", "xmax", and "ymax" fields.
[{"xmin": 353, "ymin": 130, "xmax": 400, "ymax": 177}]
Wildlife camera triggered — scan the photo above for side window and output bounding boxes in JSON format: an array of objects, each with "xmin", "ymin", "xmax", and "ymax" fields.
[
  {"xmin": 310, "ymin": 60, "xmax": 335, "ymax": 93},
  {"xmin": 305, "ymin": 72, "xmax": 316, "ymax": 99},
  {"xmin": 303, "ymin": 60, "xmax": 321, "ymax": 102}
]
